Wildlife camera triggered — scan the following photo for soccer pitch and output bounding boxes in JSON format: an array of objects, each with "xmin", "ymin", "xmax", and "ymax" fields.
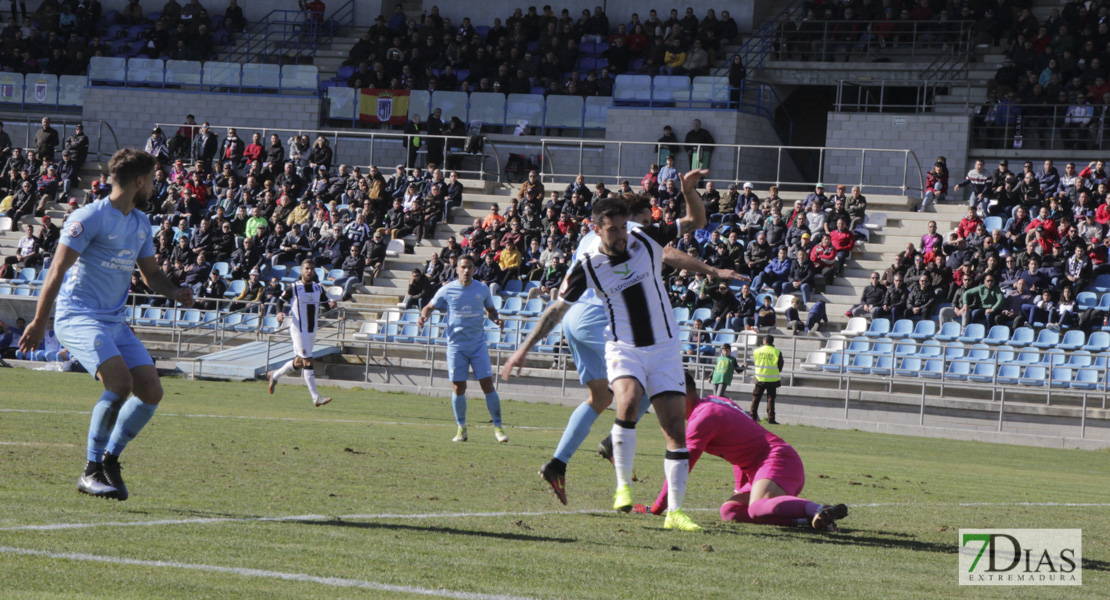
[{"xmin": 0, "ymin": 369, "xmax": 1106, "ymax": 599}]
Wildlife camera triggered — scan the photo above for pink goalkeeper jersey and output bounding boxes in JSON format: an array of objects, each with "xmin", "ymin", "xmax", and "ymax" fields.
[{"xmin": 652, "ymin": 395, "xmax": 789, "ymax": 511}]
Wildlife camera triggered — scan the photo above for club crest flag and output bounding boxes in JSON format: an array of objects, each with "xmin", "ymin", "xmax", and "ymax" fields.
[{"xmin": 359, "ymin": 89, "xmax": 410, "ymax": 124}]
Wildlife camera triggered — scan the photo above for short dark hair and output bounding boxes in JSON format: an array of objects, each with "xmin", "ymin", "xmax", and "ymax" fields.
[
  {"xmin": 763, "ymin": 334, "xmax": 775, "ymax": 345},
  {"xmin": 457, "ymin": 254, "xmax": 476, "ymax": 266},
  {"xmin": 108, "ymin": 148, "xmax": 156, "ymax": 186},
  {"xmin": 622, "ymin": 193, "xmax": 651, "ymax": 216},
  {"xmin": 591, "ymin": 197, "xmax": 629, "ymax": 224}
]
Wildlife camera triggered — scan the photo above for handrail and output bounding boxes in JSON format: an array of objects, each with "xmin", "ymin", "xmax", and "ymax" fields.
[
  {"xmin": 0, "ymin": 116, "xmax": 117, "ymax": 163},
  {"xmin": 834, "ymin": 79, "xmax": 972, "ymax": 113},
  {"xmin": 968, "ymin": 103, "xmax": 1110, "ymax": 152},
  {"xmin": 538, "ymin": 138, "xmax": 925, "ymax": 197},
  {"xmin": 154, "ymin": 121, "xmax": 495, "ymax": 181},
  {"xmin": 770, "ymin": 19, "xmax": 975, "ymax": 63},
  {"xmin": 218, "ymin": 0, "xmax": 355, "ymax": 66},
  {"xmin": 713, "ymin": 0, "xmax": 807, "ymax": 77}
]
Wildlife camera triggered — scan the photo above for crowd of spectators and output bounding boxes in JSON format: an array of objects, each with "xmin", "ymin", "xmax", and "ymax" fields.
[
  {"xmin": 0, "ymin": 0, "xmax": 243, "ymax": 78},
  {"xmin": 859, "ymin": 154, "xmax": 1110, "ymax": 335},
  {"xmin": 339, "ymin": 4, "xmax": 742, "ymax": 98},
  {"xmin": 776, "ymin": 0, "xmax": 975, "ymax": 62},
  {"xmin": 980, "ymin": 1, "xmax": 1110, "ymax": 149}
]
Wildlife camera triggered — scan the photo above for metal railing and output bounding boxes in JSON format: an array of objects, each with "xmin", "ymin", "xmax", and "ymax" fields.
[
  {"xmin": 771, "ymin": 19, "xmax": 975, "ymax": 63},
  {"xmin": 153, "ymin": 122, "xmax": 500, "ymax": 182},
  {"xmin": 834, "ymin": 79, "xmax": 972, "ymax": 113},
  {"xmin": 714, "ymin": 0, "xmax": 807, "ymax": 77},
  {"xmin": 0, "ymin": 116, "xmax": 119, "ymax": 164},
  {"xmin": 970, "ymin": 104, "xmax": 1110, "ymax": 151},
  {"xmin": 218, "ymin": 0, "xmax": 356, "ymax": 66},
  {"xmin": 537, "ymin": 138, "xmax": 925, "ymax": 197}
]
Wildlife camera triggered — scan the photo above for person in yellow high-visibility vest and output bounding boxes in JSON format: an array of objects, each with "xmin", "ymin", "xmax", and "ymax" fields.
[{"xmin": 751, "ymin": 334, "xmax": 783, "ymax": 424}]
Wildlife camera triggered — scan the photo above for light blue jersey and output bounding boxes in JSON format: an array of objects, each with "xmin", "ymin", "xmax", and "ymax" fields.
[
  {"xmin": 429, "ymin": 279, "xmax": 495, "ymax": 350},
  {"xmin": 56, "ymin": 199, "xmax": 155, "ymax": 323}
]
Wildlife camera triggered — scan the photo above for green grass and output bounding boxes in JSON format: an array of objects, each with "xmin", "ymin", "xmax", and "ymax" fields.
[{"xmin": 0, "ymin": 369, "xmax": 1107, "ymax": 599}]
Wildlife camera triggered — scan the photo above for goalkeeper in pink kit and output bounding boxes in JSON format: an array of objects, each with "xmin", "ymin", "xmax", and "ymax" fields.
[{"xmin": 638, "ymin": 373, "xmax": 849, "ymax": 532}]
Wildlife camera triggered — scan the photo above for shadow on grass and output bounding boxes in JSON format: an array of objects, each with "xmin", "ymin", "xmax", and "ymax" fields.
[{"xmin": 295, "ymin": 518, "xmax": 579, "ymax": 544}]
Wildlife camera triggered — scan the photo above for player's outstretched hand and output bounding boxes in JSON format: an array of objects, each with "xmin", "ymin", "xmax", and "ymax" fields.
[
  {"xmin": 176, "ymin": 286, "xmax": 195, "ymax": 308},
  {"xmin": 681, "ymin": 168, "xmax": 709, "ymax": 190},
  {"xmin": 17, "ymin": 318, "xmax": 45, "ymax": 354},
  {"xmin": 715, "ymin": 268, "xmax": 748, "ymax": 283},
  {"xmin": 500, "ymin": 351, "xmax": 525, "ymax": 380}
]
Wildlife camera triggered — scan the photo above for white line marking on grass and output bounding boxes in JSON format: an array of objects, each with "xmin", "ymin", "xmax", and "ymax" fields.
[
  {"xmin": 5, "ymin": 502, "xmax": 1110, "ymax": 534},
  {"xmin": 0, "ymin": 509, "xmax": 602, "ymax": 532},
  {"xmin": 0, "ymin": 408, "xmax": 562, "ymax": 431},
  {"xmin": 0, "ymin": 546, "xmax": 538, "ymax": 600}
]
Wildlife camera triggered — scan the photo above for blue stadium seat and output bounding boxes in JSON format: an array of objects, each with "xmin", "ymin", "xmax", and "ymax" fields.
[
  {"xmin": 957, "ymin": 323, "xmax": 985, "ymax": 344},
  {"xmin": 1078, "ymin": 291, "xmax": 1098, "ymax": 310},
  {"xmin": 965, "ymin": 343, "xmax": 992, "ymax": 362},
  {"xmin": 1071, "ymin": 369, "xmax": 1101, "ymax": 390},
  {"xmin": 211, "ymin": 261, "xmax": 230, "ymax": 278},
  {"xmin": 1015, "ymin": 350, "xmax": 1041, "ymax": 365},
  {"xmin": 895, "ymin": 357, "xmax": 921, "ymax": 377},
  {"xmin": 911, "ymin": 340, "xmax": 942, "ymax": 359},
  {"xmin": 392, "ymin": 324, "xmax": 420, "ymax": 344},
  {"xmin": 270, "ymin": 265, "xmax": 287, "ymax": 281},
  {"xmin": 500, "ymin": 296, "xmax": 523, "ymax": 315},
  {"xmin": 1082, "ymin": 331, "xmax": 1110, "ymax": 353},
  {"xmin": 691, "ymin": 307, "xmax": 712, "ymax": 323},
  {"xmin": 234, "ymin": 314, "xmax": 260, "ymax": 333},
  {"xmin": 894, "ymin": 342, "xmax": 917, "ymax": 357},
  {"xmin": 944, "ymin": 360, "xmax": 971, "ymax": 381},
  {"xmin": 261, "ymin": 315, "xmax": 279, "ymax": 333},
  {"xmin": 941, "ymin": 341, "xmax": 965, "ymax": 361},
  {"xmin": 1019, "ymin": 366, "xmax": 1047, "ymax": 386},
  {"xmin": 920, "ymin": 358, "xmax": 944, "ymax": 379},
  {"xmin": 934, "ymin": 321, "xmax": 961, "ymax": 342},
  {"xmin": 968, "ymin": 362, "xmax": 996, "ymax": 383},
  {"xmin": 1058, "ymin": 329, "xmax": 1086, "ymax": 351},
  {"xmin": 1050, "ymin": 367, "xmax": 1073, "ymax": 388},
  {"xmin": 1034, "ymin": 352, "xmax": 1066, "ymax": 368},
  {"xmin": 821, "ymin": 352, "xmax": 845, "ymax": 373},
  {"xmin": 1066, "ymin": 351, "xmax": 1093, "ymax": 368},
  {"xmin": 713, "ymin": 329, "xmax": 737, "ymax": 345},
  {"xmin": 520, "ymin": 299, "xmax": 543, "ymax": 317},
  {"xmin": 673, "ymin": 307, "xmax": 691, "ymax": 324},
  {"xmin": 870, "ymin": 355, "xmax": 894, "ymax": 376},
  {"xmin": 888, "ymin": 319, "xmax": 913, "ymax": 339},
  {"xmin": 994, "ymin": 364, "xmax": 1021, "ymax": 385},
  {"xmin": 866, "ymin": 338, "xmax": 894, "ymax": 356},
  {"xmin": 503, "ymin": 279, "xmax": 524, "ymax": 296},
  {"xmin": 845, "ymin": 354, "xmax": 874, "ymax": 374},
  {"xmin": 983, "ymin": 216, "xmax": 1003, "ymax": 232},
  {"xmin": 909, "ymin": 319, "xmax": 936, "ymax": 340},
  {"xmin": 1008, "ymin": 326, "xmax": 1035, "ymax": 346},
  {"xmin": 983, "ymin": 325, "xmax": 1010, "ymax": 345},
  {"xmin": 994, "ymin": 346, "xmax": 1017, "ymax": 364},
  {"xmin": 1031, "ymin": 329, "xmax": 1060, "ymax": 349},
  {"xmin": 864, "ymin": 318, "xmax": 890, "ymax": 337},
  {"xmin": 400, "ymin": 310, "xmax": 420, "ymax": 323},
  {"xmin": 1093, "ymin": 274, "xmax": 1110, "ymax": 293},
  {"xmin": 846, "ymin": 337, "xmax": 871, "ymax": 354},
  {"xmin": 224, "ymin": 279, "xmax": 246, "ymax": 298}
]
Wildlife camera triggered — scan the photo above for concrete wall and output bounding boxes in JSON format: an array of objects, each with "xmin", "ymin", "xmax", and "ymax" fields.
[
  {"xmin": 81, "ymin": 87, "xmax": 321, "ymax": 153},
  {"xmin": 823, "ymin": 112, "xmax": 970, "ymax": 196}
]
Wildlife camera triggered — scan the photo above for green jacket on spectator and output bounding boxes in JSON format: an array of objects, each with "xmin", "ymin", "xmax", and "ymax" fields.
[{"xmin": 964, "ymin": 283, "xmax": 1004, "ymax": 311}]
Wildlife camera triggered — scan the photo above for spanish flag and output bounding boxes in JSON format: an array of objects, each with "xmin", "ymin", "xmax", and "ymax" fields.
[{"xmin": 359, "ymin": 88, "xmax": 410, "ymax": 124}]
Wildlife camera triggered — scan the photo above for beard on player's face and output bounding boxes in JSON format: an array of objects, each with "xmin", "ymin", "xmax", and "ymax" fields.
[{"xmin": 134, "ymin": 191, "xmax": 152, "ymax": 210}]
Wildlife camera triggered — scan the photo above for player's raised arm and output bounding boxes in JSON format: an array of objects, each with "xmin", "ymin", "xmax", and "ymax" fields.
[
  {"xmin": 137, "ymin": 255, "xmax": 194, "ymax": 308},
  {"xmin": 19, "ymin": 243, "xmax": 80, "ymax": 353},
  {"xmin": 500, "ymin": 298, "xmax": 572, "ymax": 380},
  {"xmin": 676, "ymin": 168, "xmax": 710, "ymax": 234},
  {"xmin": 662, "ymin": 245, "xmax": 747, "ymax": 283}
]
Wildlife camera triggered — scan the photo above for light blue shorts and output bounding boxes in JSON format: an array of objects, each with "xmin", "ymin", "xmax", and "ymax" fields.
[
  {"xmin": 56, "ymin": 316, "xmax": 154, "ymax": 378},
  {"xmin": 564, "ymin": 302, "xmax": 608, "ymax": 385},
  {"xmin": 446, "ymin": 342, "xmax": 492, "ymax": 382}
]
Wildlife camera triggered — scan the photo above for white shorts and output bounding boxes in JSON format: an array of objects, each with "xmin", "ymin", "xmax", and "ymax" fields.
[
  {"xmin": 291, "ymin": 330, "xmax": 315, "ymax": 359},
  {"xmin": 604, "ymin": 338, "xmax": 685, "ymax": 400}
]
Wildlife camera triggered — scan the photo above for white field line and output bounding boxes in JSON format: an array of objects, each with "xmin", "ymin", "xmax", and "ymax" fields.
[
  {"xmin": 3, "ymin": 503, "xmax": 1110, "ymax": 534},
  {"xmin": 0, "ymin": 441, "xmax": 76, "ymax": 447},
  {"xmin": 0, "ymin": 546, "xmax": 538, "ymax": 600},
  {"xmin": 0, "ymin": 408, "xmax": 562, "ymax": 431}
]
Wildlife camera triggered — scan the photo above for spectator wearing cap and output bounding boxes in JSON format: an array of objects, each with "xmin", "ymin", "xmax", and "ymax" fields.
[
  {"xmin": 737, "ymin": 182, "xmax": 759, "ymax": 211},
  {"xmin": 63, "ymin": 123, "xmax": 88, "ymax": 168},
  {"xmin": 803, "ymin": 182, "xmax": 827, "ymax": 211}
]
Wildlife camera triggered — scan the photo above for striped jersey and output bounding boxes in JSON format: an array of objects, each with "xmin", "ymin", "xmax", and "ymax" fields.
[
  {"xmin": 281, "ymin": 281, "xmax": 329, "ymax": 333},
  {"xmin": 559, "ymin": 226, "xmax": 676, "ymax": 347}
]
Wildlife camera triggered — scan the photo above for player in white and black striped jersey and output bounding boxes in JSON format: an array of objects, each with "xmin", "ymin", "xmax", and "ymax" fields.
[
  {"xmin": 502, "ymin": 198, "xmax": 711, "ymax": 531},
  {"xmin": 267, "ymin": 259, "xmax": 337, "ymax": 406}
]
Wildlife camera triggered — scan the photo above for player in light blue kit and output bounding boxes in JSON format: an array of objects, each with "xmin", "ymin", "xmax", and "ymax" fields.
[
  {"xmin": 418, "ymin": 254, "xmax": 508, "ymax": 443},
  {"xmin": 524, "ymin": 169, "xmax": 745, "ymax": 505},
  {"xmin": 19, "ymin": 148, "xmax": 194, "ymax": 501}
]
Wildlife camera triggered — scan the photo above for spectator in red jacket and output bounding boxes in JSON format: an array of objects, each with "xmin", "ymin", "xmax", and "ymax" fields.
[
  {"xmin": 809, "ymin": 235, "xmax": 838, "ymax": 290},
  {"xmin": 828, "ymin": 218, "xmax": 855, "ymax": 272},
  {"xmin": 957, "ymin": 206, "xmax": 983, "ymax": 238}
]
